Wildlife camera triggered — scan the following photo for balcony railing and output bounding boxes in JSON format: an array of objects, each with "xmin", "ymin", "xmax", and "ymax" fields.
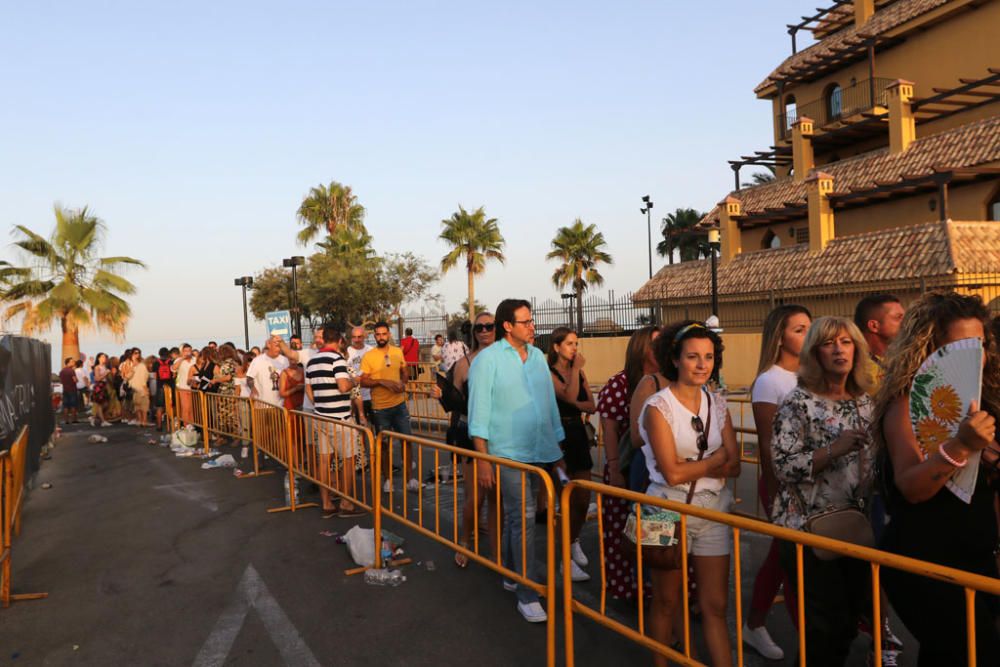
[{"xmin": 778, "ymin": 77, "xmax": 895, "ymax": 139}]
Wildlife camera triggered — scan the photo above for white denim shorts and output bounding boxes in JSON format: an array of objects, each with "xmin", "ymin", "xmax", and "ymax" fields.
[{"xmin": 645, "ymin": 482, "xmax": 733, "ymax": 557}]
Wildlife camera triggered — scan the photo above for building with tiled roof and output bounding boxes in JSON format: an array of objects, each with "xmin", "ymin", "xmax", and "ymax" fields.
[{"xmin": 636, "ymin": 0, "xmax": 1000, "ymax": 337}]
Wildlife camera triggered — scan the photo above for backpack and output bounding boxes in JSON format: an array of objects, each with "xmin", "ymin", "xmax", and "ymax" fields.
[{"xmin": 157, "ymin": 359, "xmax": 173, "ymax": 382}]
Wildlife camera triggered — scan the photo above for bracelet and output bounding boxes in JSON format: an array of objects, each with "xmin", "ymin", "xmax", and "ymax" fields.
[{"xmin": 938, "ymin": 442, "xmax": 968, "ymax": 468}]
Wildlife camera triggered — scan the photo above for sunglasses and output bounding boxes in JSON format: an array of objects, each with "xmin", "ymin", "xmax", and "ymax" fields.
[
  {"xmin": 691, "ymin": 416, "xmax": 708, "ymax": 452},
  {"xmin": 473, "ymin": 322, "xmax": 495, "ymax": 333}
]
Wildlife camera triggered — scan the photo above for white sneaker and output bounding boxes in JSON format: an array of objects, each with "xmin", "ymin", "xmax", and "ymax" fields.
[
  {"xmin": 517, "ymin": 601, "xmax": 547, "ymax": 623},
  {"xmin": 88, "ymin": 416, "xmax": 95, "ymax": 426},
  {"xmin": 561, "ymin": 560, "xmax": 590, "ymax": 582},
  {"xmin": 382, "ymin": 479, "xmax": 392, "ymax": 494},
  {"xmin": 406, "ymin": 478, "xmax": 421, "ymax": 491},
  {"xmin": 743, "ymin": 623, "xmax": 784, "ymax": 660},
  {"xmin": 571, "ymin": 540, "xmax": 589, "ymax": 567},
  {"xmin": 100, "ymin": 421, "xmax": 112, "ymax": 427}
]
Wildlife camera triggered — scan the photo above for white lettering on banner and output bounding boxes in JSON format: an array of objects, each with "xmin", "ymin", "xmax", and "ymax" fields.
[{"xmin": 0, "ymin": 384, "xmax": 35, "ymax": 440}]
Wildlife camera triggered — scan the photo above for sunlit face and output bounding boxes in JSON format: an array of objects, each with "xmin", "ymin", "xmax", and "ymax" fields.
[
  {"xmin": 473, "ymin": 315, "xmax": 496, "ymax": 348},
  {"xmin": 290, "ymin": 336, "xmax": 302, "ymax": 351},
  {"xmin": 351, "ymin": 328, "xmax": 366, "ymax": 349},
  {"xmin": 132, "ymin": 350, "xmax": 142, "ymax": 361},
  {"xmin": 817, "ymin": 328, "xmax": 855, "ymax": 376},
  {"xmin": 504, "ymin": 307, "xmax": 535, "ymax": 346},
  {"xmin": 673, "ymin": 337, "xmax": 714, "ymax": 386},
  {"xmin": 877, "ymin": 302, "xmax": 906, "ymax": 342},
  {"xmin": 265, "ymin": 338, "xmax": 281, "ymax": 357},
  {"xmin": 435, "ymin": 335, "xmax": 444, "ymax": 346},
  {"xmin": 554, "ymin": 332, "xmax": 579, "ymax": 363},
  {"xmin": 941, "ymin": 318, "xmax": 986, "ymax": 367},
  {"xmin": 781, "ymin": 313, "xmax": 811, "ymax": 358},
  {"xmin": 374, "ymin": 326, "xmax": 391, "ymax": 348},
  {"xmin": 312, "ymin": 331, "xmax": 325, "ymax": 349}
]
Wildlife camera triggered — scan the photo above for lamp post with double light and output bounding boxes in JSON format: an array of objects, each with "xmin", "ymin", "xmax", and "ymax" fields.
[
  {"xmin": 707, "ymin": 228, "xmax": 720, "ymax": 321},
  {"xmin": 234, "ymin": 276, "xmax": 254, "ymax": 349},
  {"xmin": 640, "ymin": 195, "xmax": 654, "ymax": 279},
  {"xmin": 282, "ymin": 256, "xmax": 306, "ymax": 338}
]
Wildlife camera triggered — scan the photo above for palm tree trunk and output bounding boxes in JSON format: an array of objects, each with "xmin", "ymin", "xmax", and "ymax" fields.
[
  {"xmin": 575, "ymin": 285, "xmax": 583, "ymax": 333},
  {"xmin": 61, "ymin": 315, "xmax": 80, "ymax": 364},
  {"xmin": 467, "ymin": 259, "xmax": 475, "ymax": 327}
]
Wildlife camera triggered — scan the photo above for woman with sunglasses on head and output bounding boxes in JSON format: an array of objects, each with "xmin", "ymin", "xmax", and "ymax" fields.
[
  {"xmin": 771, "ymin": 316, "xmax": 876, "ymax": 667},
  {"xmin": 548, "ymin": 327, "xmax": 597, "ymax": 582},
  {"xmin": 448, "ymin": 311, "xmax": 501, "ymax": 568},
  {"xmin": 90, "ymin": 352, "xmax": 112, "ymax": 427},
  {"xmin": 639, "ymin": 320, "xmax": 740, "ymax": 667}
]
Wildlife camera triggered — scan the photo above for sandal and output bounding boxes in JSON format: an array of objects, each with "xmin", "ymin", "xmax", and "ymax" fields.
[
  {"xmin": 454, "ymin": 541, "xmax": 469, "ymax": 568},
  {"xmin": 338, "ymin": 504, "xmax": 366, "ymax": 518}
]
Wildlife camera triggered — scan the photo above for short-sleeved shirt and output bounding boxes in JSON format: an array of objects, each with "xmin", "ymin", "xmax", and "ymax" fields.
[
  {"xmin": 74, "ymin": 367, "xmax": 88, "ymax": 389},
  {"xmin": 129, "ymin": 363, "xmax": 150, "ymax": 394},
  {"xmin": 771, "ymin": 386, "xmax": 874, "ymax": 530},
  {"xmin": 442, "ymin": 341, "xmax": 469, "ymax": 372},
  {"xmin": 306, "ymin": 350, "xmax": 352, "ymax": 420},
  {"xmin": 346, "ymin": 344, "xmax": 373, "ymax": 401},
  {"xmin": 639, "ymin": 387, "xmax": 728, "ymax": 493},
  {"xmin": 59, "ymin": 367, "xmax": 77, "ymax": 394},
  {"xmin": 360, "ymin": 345, "xmax": 406, "ymax": 410},
  {"xmin": 400, "ymin": 336, "xmax": 420, "ymax": 364},
  {"xmin": 176, "ymin": 359, "xmax": 194, "ymax": 390},
  {"xmin": 751, "ymin": 365, "xmax": 797, "ymax": 406},
  {"xmin": 247, "ymin": 353, "xmax": 290, "ymax": 407},
  {"xmin": 597, "ymin": 370, "xmax": 630, "ymax": 427}
]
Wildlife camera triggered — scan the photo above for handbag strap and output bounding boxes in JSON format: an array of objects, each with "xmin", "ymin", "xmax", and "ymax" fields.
[{"xmin": 684, "ymin": 388, "xmax": 712, "ymax": 504}]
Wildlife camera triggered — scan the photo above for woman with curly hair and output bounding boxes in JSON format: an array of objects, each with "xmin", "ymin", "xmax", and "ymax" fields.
[{"xmin": 872, "ymin": 292, "xmax": 999, "ymax": 666}]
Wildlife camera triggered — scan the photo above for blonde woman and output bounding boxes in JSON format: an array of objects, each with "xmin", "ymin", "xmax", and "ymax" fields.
[
  {"xmin": 872, "ymin": 293, "xmax": 999, "ymax": 665},
  {"xmin": 744, "ymin": 305, "xmax": 810, "ymax": 659},
  {"xmin": 771, "ymin": 316, "xmax": 876, "ymax": 667}
]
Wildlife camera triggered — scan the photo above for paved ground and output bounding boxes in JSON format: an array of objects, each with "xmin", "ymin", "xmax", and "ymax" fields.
[{"xmin": 1, "ymin": 422, "xmax": 912, "ymax": 666}]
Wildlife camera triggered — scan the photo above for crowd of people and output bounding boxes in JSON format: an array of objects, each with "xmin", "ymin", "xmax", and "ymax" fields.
[{"xmin": 55, "ymin": 290, "xmax": 1000, "ymax": 665}]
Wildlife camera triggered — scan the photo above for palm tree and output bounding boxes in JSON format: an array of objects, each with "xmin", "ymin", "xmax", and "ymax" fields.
[
  {"xmin": 296, "ymin": 181, "xmax": 366, "ymax": 245},
  {"xmin": 657, "ymin": 208, "xmax": 710, "ymax": 262},
  {"xmin": 315, "ymin": 227, "xmax": 377, "ymax": 262},
  {"xmin": 1, "ymin": 206, "xmax": 145, "ymax": 363},
  {"xmin": 742, "ymin": 170, "xmax": 776, "ymax": 188},
  {"xmin": 439, "ymin": 206, "xmax": 506, "ymax": 325},
  {"xmin": 547, "ymin": 219, "xmax": 613, "ymax": 332}
]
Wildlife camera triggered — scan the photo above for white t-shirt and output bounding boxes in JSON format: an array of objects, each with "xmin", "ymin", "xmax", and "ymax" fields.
[
  {"xmin": 751, "ymin": 365, "xmax": 798, "ymax": 406},
  {"xmin": 176, "ymin": 359, "xmax": 194, "ymax": 390},
  {"xmin": 74, "ymin": 367, "xmax": 88, "ymax": 389},
  {"xmin": 235, "ymin": 377, "xmax": 250, "ymax": 398},
  {"xmin": 346, "ymin": 344, "xmax": 373, "ymax": 401},
  {"xmin": 639, "ymin": 387, "xmax": 728, "ymax": 493},
  {"xmin": 247, "ymin": 353, "xmax": 290, "ymax": 407}
]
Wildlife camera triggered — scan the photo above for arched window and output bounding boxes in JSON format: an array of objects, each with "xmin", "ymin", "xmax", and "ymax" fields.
[
  {"xmin": 783, "ymin": 95, "xmax": 797, "ymax": 132},
  {"xmin": 826, "ymin": 84, "xmax": 842, "ymax": 122},
  {"xmin": 762, "ymin": 230, "xmax": 781, "ymax": 249}
]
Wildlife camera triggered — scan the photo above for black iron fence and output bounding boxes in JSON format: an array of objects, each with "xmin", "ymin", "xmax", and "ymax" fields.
[{"xmin": 779, "ymin": 77, "xmax": 895, "ymax": 139}]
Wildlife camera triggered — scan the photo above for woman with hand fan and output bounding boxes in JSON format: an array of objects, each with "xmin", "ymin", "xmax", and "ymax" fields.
[
  {"xmin": 771, "ymin": 316, "xmax": 877, "ymax": 667},
  {"xmin": 872, "ymin": 292, "xmax": 999, "ymax": 666}
]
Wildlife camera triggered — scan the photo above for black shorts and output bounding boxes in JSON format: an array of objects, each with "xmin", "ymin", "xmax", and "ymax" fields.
[{"xmin": 559, "ymin": 418, "xmax": 594, "ymax": 475}]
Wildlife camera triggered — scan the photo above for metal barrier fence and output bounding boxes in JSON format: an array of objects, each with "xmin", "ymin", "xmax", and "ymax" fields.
[
  {"xmin": 1, "ymin": 426, "xmax": 47, "ymax": 608},
  {"xmin": 559, "ymin": 478, "xmax": 1000, "ymax": 667},
  {"xmin": 204, "ymin": 392, "xmax": 253, "ymax": 447},
  {"xmin": 373, "ymin": 430, "xmax": 559, "ymax": 667},
  {"xmin": 405, "ymin": 381, "xmax": 448, "ymax": 439},
  {"xmin": 286, "ymin": 410, "xmax": 376, "ymax": 512},
  {"xmin": 249, "ymin": 399, "xmax": 317, "ymax": 513}
]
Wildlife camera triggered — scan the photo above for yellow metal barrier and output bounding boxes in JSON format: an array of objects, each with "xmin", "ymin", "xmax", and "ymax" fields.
[
  {"xmin": 1, "ymin": 427, "xmax": 47, "ymax": 608},
  {"xmin": 286, "ymin": 411, "xmax": 376, "ymax": 512},
  {"xmin": 250, "ymin": 399, "xmax": 318, "ymax": 513},
  {"xmin": 405, "ymin": 381, "xmax": 448, "ymax": 440},
  {"xmin": 373, "ymin": 430, "xmax": 558, "ymax": 667},
  {"xmin": 560, "ymin": 478, "xmax": 1000, "ymax": 667}
]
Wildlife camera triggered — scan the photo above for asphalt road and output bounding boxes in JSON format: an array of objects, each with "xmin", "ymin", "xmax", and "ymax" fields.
[{"xmin": 1, "ymin": 422, "xmax": 912, "ymax": 666}]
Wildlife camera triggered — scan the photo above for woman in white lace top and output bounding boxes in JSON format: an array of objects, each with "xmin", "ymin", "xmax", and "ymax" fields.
[{"xmin": 639, "ymin": 321, "xmax": 740, "ymax": 667}]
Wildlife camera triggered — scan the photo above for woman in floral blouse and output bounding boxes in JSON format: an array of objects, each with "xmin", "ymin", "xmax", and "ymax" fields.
[{"xmin": 772, "ymin": 316, "xmax": 876, "ymax": 667}]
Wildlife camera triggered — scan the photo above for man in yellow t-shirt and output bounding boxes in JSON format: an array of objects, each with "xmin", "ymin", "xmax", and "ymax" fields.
[{"xmin": 360, "ymin": 321, "xmax": 418, "ymax": 492}]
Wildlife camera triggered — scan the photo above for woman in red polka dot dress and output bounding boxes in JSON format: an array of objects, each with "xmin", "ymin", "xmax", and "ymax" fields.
[{"xmin": 597, "ymin": 325, "xmax": 659, "ymax": 599}]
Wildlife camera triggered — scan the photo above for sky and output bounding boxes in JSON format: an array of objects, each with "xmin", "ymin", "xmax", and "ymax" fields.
[{"xmin": 0, "ymin": 1, "xmax": 817, "ymax": 355}]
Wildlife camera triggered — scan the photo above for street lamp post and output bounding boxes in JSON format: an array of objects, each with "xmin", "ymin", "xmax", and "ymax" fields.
[
  {"xmin": 282, "ymin": 256, "xmax": 306, "ymax": 338},
  {"xmin": 234, "ymin": 276, "xmax": 254, "ymax": 350},
  {"xmin": 708, "ymin": 229, "xmax": 720, "ymax": 320},
  {"xmin": 640, "ymin": 195, "xmax": 654, "ymax": 279}
]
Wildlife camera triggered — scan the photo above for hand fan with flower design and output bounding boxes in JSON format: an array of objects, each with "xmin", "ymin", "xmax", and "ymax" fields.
[{"xmin": 909, "ymin": 337, "xmax": 983, "ymax": 503}]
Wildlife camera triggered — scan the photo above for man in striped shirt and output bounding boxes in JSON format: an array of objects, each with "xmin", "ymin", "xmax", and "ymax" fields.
[{"xmin": 305, "ymin": 325, "xmax": 363, "ymax": 516}]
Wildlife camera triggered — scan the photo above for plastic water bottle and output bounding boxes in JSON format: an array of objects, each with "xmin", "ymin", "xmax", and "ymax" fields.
[
  {"xmin": 283, "ymin": 476, "xmax": 300, "ymax": 505},
  {"xmin": 363, "ymin": 568, "xmax": 406, "ymax": 587}
]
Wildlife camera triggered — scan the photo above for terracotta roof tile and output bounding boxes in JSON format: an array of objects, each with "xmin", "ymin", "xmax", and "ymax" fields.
[
  {"xmin": 756, "ymin": 0, "xmax": 952, "ymax": 94},
  {"xmin": 700, "ymin": 114, "xmax": 1000, "ymax": 226},
  {"xmin": 634, "ymin": 220, "xmax": 999, "ymax": 303}
]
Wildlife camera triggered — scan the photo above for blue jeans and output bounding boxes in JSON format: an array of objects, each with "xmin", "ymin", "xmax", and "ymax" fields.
[
  {"xmin": 499, "ymin": 465, "xmax": 541, "ymax": 605},
  {"xmin": 371, "ymin": 401, "xmax": 412, "ymax": 436}
]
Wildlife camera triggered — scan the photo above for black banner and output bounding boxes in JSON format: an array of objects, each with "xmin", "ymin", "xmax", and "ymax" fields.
[{"xmin": 0, "ymin": 335, "xmax": 54, "ymax": 475}]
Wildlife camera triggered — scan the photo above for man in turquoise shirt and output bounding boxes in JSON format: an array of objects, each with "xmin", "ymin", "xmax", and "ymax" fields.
[{"xmin": 468, "ymin": 298, "xmax": 564, "ymax": 624}]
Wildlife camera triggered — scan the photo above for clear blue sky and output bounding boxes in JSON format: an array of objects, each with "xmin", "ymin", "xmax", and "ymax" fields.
[{"xmin": 0, "ymin": 1, "xmax": 816, "ymax": 351}]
